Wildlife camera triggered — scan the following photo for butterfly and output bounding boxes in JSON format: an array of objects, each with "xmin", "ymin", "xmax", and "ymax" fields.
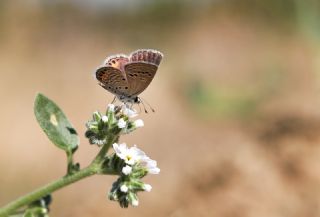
[{"xmin": 95, "ymin": 49, "xmax": 163, "ymax": 106}]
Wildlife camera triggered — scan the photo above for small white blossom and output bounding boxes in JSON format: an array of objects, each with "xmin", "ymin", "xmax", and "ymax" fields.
[
  {"xmin": 143, "ymin": 184, "xmax": 152, "ymax": 192},
  {"xmin": 108, "ymin": 104, "xmax": 115, "ymax": 112},
  {"xmin": 102, "ymin": 115, "xmax": 108, "ymax": 122},
  {"xmin": 120, "ymin": 185, "xmax": 128, "ymax": 193},
  {"xmin": 122, "ymin": 106, "xmax": 138, "ymax": 118},
  {"xmin": 113, "ymin": 143, "xmax": 146, "ymax": 165},
  {"xmin": 117, "ymin": 118, "xmax": 127, "ymax": 129},
  {"xmin": 113, "ymin": 143, "xmax": 160, "ymax": 173},
  {"xmin": 141, "ymin": 157, "xmax": 160, "ymax": 174},
  {"xmin": 131, "ymin": 200, "xmax": 139, "ymax": 207},
  {"xmin": 134, "ymin": 119, "xmax": 144, "ymax": 128},
  {"xmin": 122, "ymin": 165, "xmax": 132, "ymax": 175}
]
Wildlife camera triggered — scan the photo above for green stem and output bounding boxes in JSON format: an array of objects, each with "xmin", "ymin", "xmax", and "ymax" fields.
[
  {"xmin": 0, "ymin": 133, "xmax": 119, "ymax": 216},
  {"xmin": 66, "ymin": 150, "xmax": 74, "ymax": 175},
  {"xmin": 93, "ymin": 135, "xmax": 117, "ymax": 165},
  {"xmin": 0, "ymin": 165, "xmax": 97, "ymax": 217}
]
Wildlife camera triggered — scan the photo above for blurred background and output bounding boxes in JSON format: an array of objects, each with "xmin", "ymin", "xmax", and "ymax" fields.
[{"xmin": 1, "ymin": 0, "xmax": 320, "ymax": 216}]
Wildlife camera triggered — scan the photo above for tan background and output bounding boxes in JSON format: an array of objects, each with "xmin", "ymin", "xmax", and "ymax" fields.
[{"xmin": 1, "ymin": 1, "xmax": 320, "ymax": 216}]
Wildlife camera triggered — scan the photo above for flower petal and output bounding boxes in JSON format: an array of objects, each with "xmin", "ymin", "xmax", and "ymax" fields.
[
  {"xmin": 108, "ymin": 104, "xmax": 115, "ymax": 112},
  {"xmin": 117, "ymin": 118, "xmax": 127, "ymax": 128},
  {"xmin": 122, "ymin": 165, "xmax": 132, "ymax": 175},
  {"xmin": 120, "ymin": 184, "xmax": 128, "ymax": 193},
  {"xmin": 102, "ymin": 115, "xmax": 108, "ymax": 122},
  {"xmin": 143, "ymin": 184, "xmax": 152, "ymax": 192},
  {"xmin": 122, "ymin": 106, "xmax": 138, "ymax": 118}
]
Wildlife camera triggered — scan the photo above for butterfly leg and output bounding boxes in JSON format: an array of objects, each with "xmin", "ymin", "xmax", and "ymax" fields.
[{"xmin": 111, "ymin": 96, "xmax": 117, "ymax": 104}]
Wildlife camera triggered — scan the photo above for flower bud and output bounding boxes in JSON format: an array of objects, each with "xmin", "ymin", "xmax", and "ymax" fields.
[
  {"xmin": 134, "ymin": 119, "xmax": 144, "ymax": 128},
  {"xmin": 128, "ymin": 179, "xmax": 145, "ymax": 191},
  {"xmin": 143, "ymin": 184, "xmax": 152, "ymax": 192},
  {"xmin": 122, "ymin": 165, "xmax": 132, "ymax": 175},
  {"xmin": 117, "ymin": 118, "xmax": 127, "ymax": 129},
  {"xmin": 120, "ymin": 184, "xmax": 129, "ymax": 193},
  {"xmin": 102, "ymin": 115, "xmax": 108, "ymax": 123},
  {"xmin": 128, "ymin": 192, "xmax": 139, "ymax": 207},
  {"xmin": 93, "ymin": 111, "xmax": 102, "ymax": 122},
  {"xmin": 107, "ymin": 104, "xmax": 115, "ymax": 112}
]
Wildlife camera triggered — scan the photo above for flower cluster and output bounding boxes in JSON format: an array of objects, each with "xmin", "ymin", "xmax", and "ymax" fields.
[
  {"xmin": 108, "ymin": 143, "xmax": 160, "ymax": 207},
  {"xmin": 85, "ymin": 104, "xmax": 144, "ymax": 146},
  {"xmin": 85, "ymin": 103, "xmax": 159, "ymax": 208}
]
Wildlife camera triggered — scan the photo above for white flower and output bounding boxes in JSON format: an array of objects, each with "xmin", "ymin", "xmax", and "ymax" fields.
[
  {"xmin": 134, "ymin": 119, "xmax": 144, "ymax": 128},
  {"xmin": 122, "ymin": 165, "xmax": 132, "ymax": 175},
  {"xmin": 131, "ymin": 200, "xmax": 139, "ymax": 207},
  {"xmin": 113, "ymin": 143, "xmax": 160, "ymax": 173},
  {"xmin": 140, "ymin": 157, "xmax": 160, "ymax": 174},
  {"xmin": 122, "ymin": 106, "xmax": 138, "ymax": 118},
  {"xmin": 102, "ymin": 115, "xmax": 108, "ymax": 122},
  {"xmin": 108, "ymin": 104, "xmax": 115, "ymax": 112},
  {"xmin": 143, "ymin": 184, "xmax": 152, "ymax": 192},
  {"xmin": 120, "ymin": 185, "xmax": 128, "ymax": 193},
  {"xmin": 113, "ymin": 143, "xmax": 146, "ymax": 165},
  {"xmin": 117, "ymin": 118, "xmax": 126, "ymax": 128}
]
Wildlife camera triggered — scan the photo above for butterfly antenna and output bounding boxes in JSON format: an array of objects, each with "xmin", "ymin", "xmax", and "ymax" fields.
[
  {"xmin": 139, "ymin": 99, "xmax": 148, "ymax": 113},
  {"xmin": 140, "ymin": 97, "xmax": 155, "ymax": 113}
]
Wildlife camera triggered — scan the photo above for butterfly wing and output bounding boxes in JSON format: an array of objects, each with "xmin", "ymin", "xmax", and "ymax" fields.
[
  {"xmin": 124, "ymin": 63, "xmax": 158, "ymax": 96},
  {"xmin": 96, "ymin": 54, "xmax": 131, "ymax": 96},
  {"xmin": 124, "ymin": 49, "xmax": 163, "ymax": 96},
  {"xmin": 96, "ymin": 66, "xmax": 130, "ymax": 96}
]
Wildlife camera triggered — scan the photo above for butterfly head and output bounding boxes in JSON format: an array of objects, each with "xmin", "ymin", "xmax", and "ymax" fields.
[{"xmin": 118, "ymin": 95, "xmax": 140, "ymax": 104}]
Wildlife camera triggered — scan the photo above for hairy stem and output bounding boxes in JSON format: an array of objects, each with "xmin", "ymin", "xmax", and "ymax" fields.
[
  {"xmin": 0, "ymin": 165, "xmax": 97, "ymax": 217},
  {"xmin": 0, "ymin": 134, "xmax": 118, "ymax": 216},
  {"xmin": 93, "ymin": 135, "xmax": 117, "ymax": 164},
  {"xmin": 66, "ymin": 150, "xmax": 74, "ymax": 175}
]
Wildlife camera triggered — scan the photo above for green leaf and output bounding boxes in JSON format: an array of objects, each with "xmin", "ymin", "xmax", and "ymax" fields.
[{"xmin": 34, "ymin": 93, "xmax": 79, "ymax": 153}]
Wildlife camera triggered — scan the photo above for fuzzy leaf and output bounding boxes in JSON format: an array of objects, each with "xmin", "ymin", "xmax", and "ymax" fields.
[{"xmin": 34, "ymin": 93, "xmax": 79, "ymax": 153}]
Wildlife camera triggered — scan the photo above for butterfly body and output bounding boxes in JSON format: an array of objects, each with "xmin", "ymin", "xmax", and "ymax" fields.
[{"xmin": 95, "ymin": 49, "xmax": 163, "ymax": 104}]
